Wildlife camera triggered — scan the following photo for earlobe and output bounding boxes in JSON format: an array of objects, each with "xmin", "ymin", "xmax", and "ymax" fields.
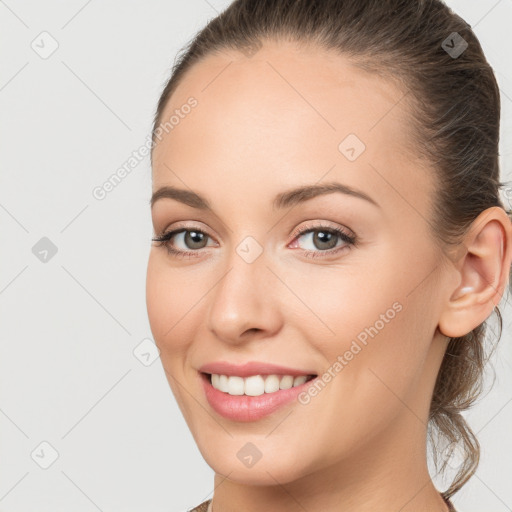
[
  {"xmin": 438, "ymin": 283, "xmax": 483, "ymax": 339},
  {"xmin": 438, "ymin": 207, "xmax": 512, "ymax": 339}
]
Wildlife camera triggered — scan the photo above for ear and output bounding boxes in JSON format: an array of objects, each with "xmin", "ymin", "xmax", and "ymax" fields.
[{"xmin": 438, "ymin": 206, "xmax": 512, "ymax": 338}]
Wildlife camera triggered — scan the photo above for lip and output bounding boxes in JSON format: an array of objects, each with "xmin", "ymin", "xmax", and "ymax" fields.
[
  {"xmin": 200, "ymin": 372, "xmax": 318, "ymax": 422},
  {"xmin": 198, "ymin": 360, "xmax": 317, "ymax": 377}
]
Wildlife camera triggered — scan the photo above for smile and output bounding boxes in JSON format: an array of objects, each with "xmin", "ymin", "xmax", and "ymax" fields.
[
  {"xmin": 200, "ymin": 372, "xmax": 319, "ymax": 422},
  {"xmin": 209, "ymin": 373, "xmax": 316, "ymax": 396}
]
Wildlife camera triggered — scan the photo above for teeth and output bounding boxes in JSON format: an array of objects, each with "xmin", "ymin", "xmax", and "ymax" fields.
[
  {"xmin": 210, "ymin": 373, "xmax": 312, "ymax": 396},
  {"xmin": 264, "ymin": 374, "xmax": 280, "ymax": 393}
]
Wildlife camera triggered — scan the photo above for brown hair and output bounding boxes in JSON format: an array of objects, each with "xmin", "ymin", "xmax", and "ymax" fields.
[{"xmin": 150, "ymin": 0, "xmax": 511, "ymax": 500}]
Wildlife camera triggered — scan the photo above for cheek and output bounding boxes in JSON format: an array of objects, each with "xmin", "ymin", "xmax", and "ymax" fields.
[
  {"xmin": 291, "ymin": 308, "xmax": 430, "ymax": 470},
  {"xmin": 146, "ymin": 252, "xmax": 201, "ymax": 355},
  {"xmin": 146, "ymin": 252, "xmax": 206, "ymax": 421},
  {"xmin": 287, "ymin": 260, "xmax": 433, "ymax": 438},
  {"xmin": 275, "ymin": 257, "xmax": 402, "ymax": 345},
  {"xmin": 146, "ymin": 251, "xmax": 205, "ymax": 388},
  {"xmin": 146, "ymin": 255, "xmax": 172, "ymax": 344}
]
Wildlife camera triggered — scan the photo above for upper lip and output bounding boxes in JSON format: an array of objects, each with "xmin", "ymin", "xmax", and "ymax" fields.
[{"xmin": 198, "ymin": 361, "xmax": 317, "ymax": 377}]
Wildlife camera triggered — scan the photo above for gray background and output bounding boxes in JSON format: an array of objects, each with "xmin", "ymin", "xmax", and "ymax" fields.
[{"xmin": 1, "ymin": 1, "xmax": 511, "ymax": 511}]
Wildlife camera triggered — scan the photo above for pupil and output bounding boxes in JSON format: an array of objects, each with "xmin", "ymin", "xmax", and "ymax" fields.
[
  {"xmin": 314, "ymin": 231, "xmax": 337, "ymax": 250},
  {"xmin": 186, "ymin": 230, "xmax": 207, "ymax": 249}
]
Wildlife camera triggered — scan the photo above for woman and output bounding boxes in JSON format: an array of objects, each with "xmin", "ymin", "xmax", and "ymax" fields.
[{"xmin": 146, "ymin": 0, "xmax": 512, "ymax": 510}]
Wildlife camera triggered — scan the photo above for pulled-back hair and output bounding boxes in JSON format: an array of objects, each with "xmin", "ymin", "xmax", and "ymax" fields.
[{"xmin": 151, "ymin": 0, "xmax": 511, "ymax": 499}]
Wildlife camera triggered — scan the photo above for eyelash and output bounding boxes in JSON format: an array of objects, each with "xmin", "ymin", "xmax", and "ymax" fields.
[{"xmin": 152, "ymin": 223, "xmax": 357, "ymax": 260}]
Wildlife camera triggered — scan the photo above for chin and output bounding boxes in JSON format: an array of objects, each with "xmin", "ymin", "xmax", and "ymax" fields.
[{"xmin": 199, "ymin": 444, "xmax": 312, "ymax": 486}]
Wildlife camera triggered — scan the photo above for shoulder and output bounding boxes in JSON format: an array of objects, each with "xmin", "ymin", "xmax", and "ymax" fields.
[{"xmin": 184, "ymin": 498, "xmax": 212, "ymax": 512}]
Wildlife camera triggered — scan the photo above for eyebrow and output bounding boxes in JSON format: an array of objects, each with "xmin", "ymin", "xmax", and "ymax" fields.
[{"xmin": 150, "ymin": 181, "xmax": 380, "ymax": 210}]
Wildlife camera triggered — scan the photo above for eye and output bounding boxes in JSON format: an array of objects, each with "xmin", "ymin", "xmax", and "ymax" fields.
[
  {"xmin": 290, "ymin": 223, "xmax": 357, "ymax": 259},
  {"xmin": 152, "ymin": 227, "xmax": 216, "ymax": 258},
  {"xmin": 152, "ymin": 222, "xmax": 358, "ymax": 260}
]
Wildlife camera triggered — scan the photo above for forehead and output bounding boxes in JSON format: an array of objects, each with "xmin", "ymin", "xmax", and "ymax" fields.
[{"xmin": 152, "ymin": 40, "xmax": 433, "ymax": 218}]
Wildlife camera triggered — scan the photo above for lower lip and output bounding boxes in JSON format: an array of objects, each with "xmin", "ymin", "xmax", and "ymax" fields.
[{"xmin": 200, "ymin": 372, "xmax": 317, "ymax": 422}]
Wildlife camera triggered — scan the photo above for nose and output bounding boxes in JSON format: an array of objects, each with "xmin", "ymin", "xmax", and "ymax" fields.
[{"xmin": 206, "ymin": 244, "xmax": 283, "ymax": 345}]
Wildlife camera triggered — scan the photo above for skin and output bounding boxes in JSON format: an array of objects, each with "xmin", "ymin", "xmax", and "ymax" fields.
[{"xmin": 146, "ymin": 40, "xmax": 512, "ymax": 512}]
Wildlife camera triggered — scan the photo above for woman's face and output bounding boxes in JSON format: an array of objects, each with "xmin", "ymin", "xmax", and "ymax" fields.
[{"xmin": 147, "ymin": 41, "xmax": 452, "ymax": 485}]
